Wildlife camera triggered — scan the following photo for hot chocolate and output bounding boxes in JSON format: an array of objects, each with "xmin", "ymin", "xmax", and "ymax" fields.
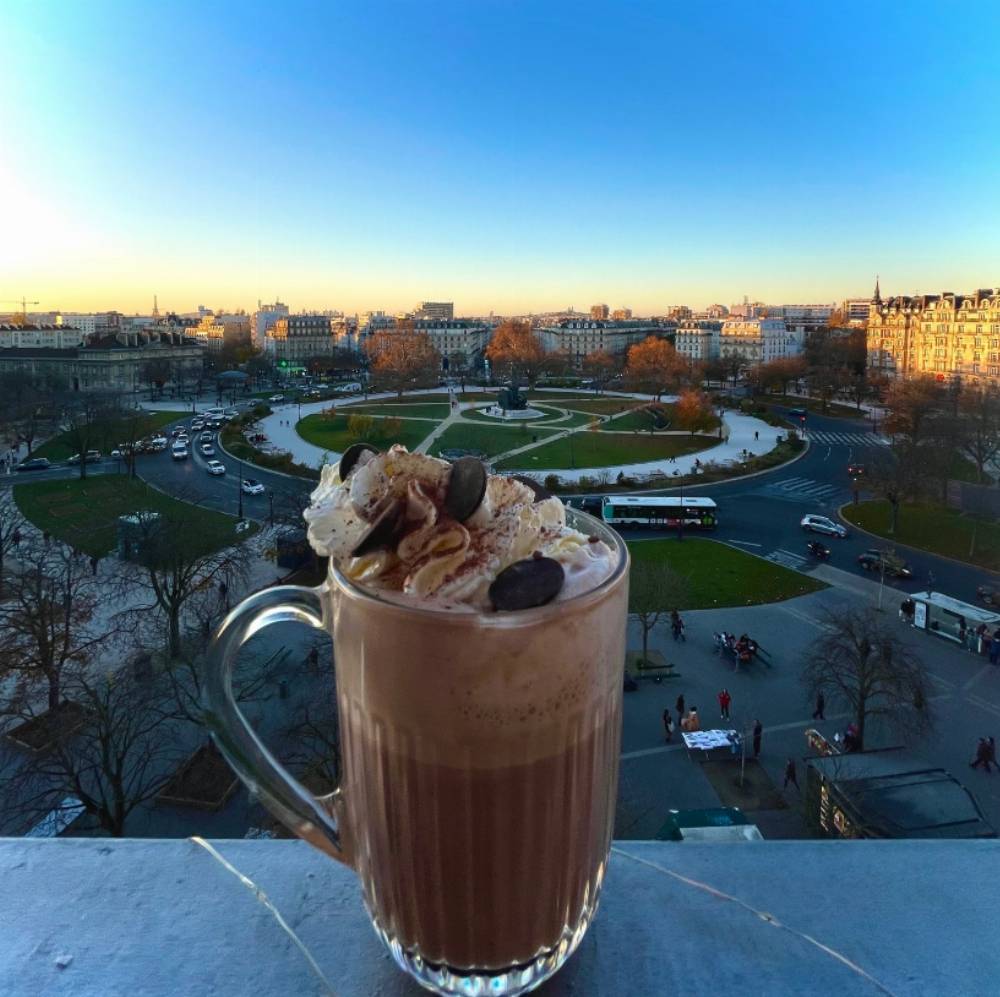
[{"xmin": 299, "ymin": 446, "xmax": 628, "ymax": 985}]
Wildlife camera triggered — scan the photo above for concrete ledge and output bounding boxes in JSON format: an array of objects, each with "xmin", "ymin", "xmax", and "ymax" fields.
[{"xmin": 2, "ymin": 837, "xmax": 996, "ymax": 995}]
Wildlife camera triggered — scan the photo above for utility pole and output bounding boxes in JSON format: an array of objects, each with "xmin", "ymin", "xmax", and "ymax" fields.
[{"xmin": 237, "ymin": 459, "xmax": 244, "ymax": 520}]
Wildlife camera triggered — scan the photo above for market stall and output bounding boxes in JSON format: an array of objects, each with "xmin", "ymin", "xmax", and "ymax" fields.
[{"xmin": 682, "ymin": 729, "xmax": 739, "ymax": 762}]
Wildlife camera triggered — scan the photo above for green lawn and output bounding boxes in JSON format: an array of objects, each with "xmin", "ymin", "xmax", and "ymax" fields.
[
  {"xmin": 297, "ymin": 413, "xmax": 431, "ymax": 453},
  {"xmin": 842, "ymin": 500, "xmax": 1000, "ymax": 570},
  {"xmin": 557, "ymin": 397, "xmax": 643, "ymax": 415},
  {"xmin": 628, "ymin": 538, "xmax": 827, "ymax": 610},
  {"xmin": 33, "ymin": 411, "xmax": 180, "ymax": 462},
  {"xmin": 433, "ymin": 423, "xmax": 559, "ymax": 458},
  {"xmin": 336, "ymin": 402, "xmax": 450, "ymax": 419},
  {"xmin": 601, "ymin": 407, "xmax": 662, "ymax": 432},
  {"xmin": 496, "ymin": 432, "xmax": 718, "ymax": 470},
  {"xmin": 13, "ymin": 477, "xmax": 253, "ymax": 558}
]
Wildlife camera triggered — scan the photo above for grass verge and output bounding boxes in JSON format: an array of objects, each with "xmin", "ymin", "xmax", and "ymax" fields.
[
  {"xmin": 496, "ymin": 432, "xmax": 717, "ymax": 471},
  {"xmin": 627, "ymin": 537, "xmax": 826, "ymax": 609},
  {"xmin": 432, "ymin": 422, "xmax": 559, "ymax": 457},
  {"xmin": 13, "ymin": 477, "xmax": 254, "ymax": 558},
  {"xmin": 841, "ymin": 500, "xmax": 1000, "ymax": 570},
  {"xmin": 297, "ymin": 413, "xmax": 431, "ymax": 454},
  {"xmin": 334, "ymin": 402, "xmax": 450, "ymax": 419}
]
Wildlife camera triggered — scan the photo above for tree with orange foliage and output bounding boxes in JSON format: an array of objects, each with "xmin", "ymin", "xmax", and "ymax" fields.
[
  {"xmin": 485, "ymin": 320, "xmax": 546, "ymax": 386},
  {"xmin": 366, "ymin": 330, "xmax": 441, "ymax": 397},
  {"xmin": 623, "ymin": 336, "xmax": 686, "ymax": 400},
  {"xmin": 581, "ymin": 349, "xmax": 621, "ymax": 394},
  {"xmin": 673, "ymin": 389, "xmax": 715, "ymax": 433}
]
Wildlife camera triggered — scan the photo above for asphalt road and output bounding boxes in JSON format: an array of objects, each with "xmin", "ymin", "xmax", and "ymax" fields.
[{"xmin": 7, "ymin": 404, "xmax": 997, "ymax": 607}]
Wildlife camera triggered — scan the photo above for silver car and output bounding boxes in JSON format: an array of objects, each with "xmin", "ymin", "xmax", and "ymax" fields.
[{"xmin": 800, "ymin": 514, "xmax": 848, "ymax": 538}]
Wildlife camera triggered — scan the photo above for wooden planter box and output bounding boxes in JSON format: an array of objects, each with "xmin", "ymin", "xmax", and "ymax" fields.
[
  {"xmin": 5, "ymin": 701, "xmax": 88, "ymax": 753},
  {"xmin": 157, "ymin": 744, "xmax": 239, "ymax": 811}
]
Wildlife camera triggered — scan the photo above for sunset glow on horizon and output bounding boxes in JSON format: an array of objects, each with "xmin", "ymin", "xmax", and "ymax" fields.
[{"xmin": 2, "ymin": 0, "xmax": 999, "ymax": 315}]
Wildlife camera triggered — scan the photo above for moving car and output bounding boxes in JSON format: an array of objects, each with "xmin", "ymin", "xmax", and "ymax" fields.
[
  {"xmin": 857, "ymin": 549, "xmax": 913, "ymax": 578},
  {"xmin": 200, "ymin": 431, "xmax": 213, "ymax": 442},
  {"xmin": 200, "ymin": 444, "xmax": 216, "ymax": 457},
  {"xmin": 847, "ymin": 463, "xmax": 865, "ymax": 478},
  {"xmin": 205, "ymin": 459, "xmax": 226, "ymax": 476},
  {"xmin": 15, "ymin": 457, "xmax": 51, "ymax": 472},
  {"xmin": 800, "ymin": 514, "xmax": 848, "ymax": 538},
  {"xmin": 788, "ymin": 407, "xmax": 807, "ymax": 418},
  {"xmin": 67, "ymin": 450, "xmax": 102, "ymax": 464},
  {"xmin": 269, "ymin": 394, "xmax": 285, "ymax": 402},
  {"xmin": 171, "ymin": 445, "xmax": 188, "ymax": 460},
  {"xmin": 241, "ymin": 478, "xmax": 265, "ymax": 496},
  {"xmin": 191, "ymin": 420, "xmax": 205, "ymax": 431},
  {"xmin": 150, "ymin": 436, "xmax": 168, "ymax": 450}
]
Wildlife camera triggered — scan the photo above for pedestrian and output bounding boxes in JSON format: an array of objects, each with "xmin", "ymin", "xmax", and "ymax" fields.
[
  {"xmin": 990, "ymin": 630, "xmax": 1000, "ymax": 666},
  {"xmin": 662, "ymin": 709, "xmax": 674, "ymax": 743},
  {"xmin": 670, "ymin": 610, "xmax": 685, "ymax": 642},
  {"xmin": 90, "ymin": 554, "xmax": 99, "ymax": 576},
  {"xmin": 43, "ymin": 530, "xmax": 50, "ymax": 544},
  {"xmin": 989, "ymin": 736, "xmax": 999, "ymax": 773},
  {"xmin": 752, "ymin": 719, "xmax": 762, "ymax": 758},
  {"xmin": 812, "ymin": 692, "xmax": 825, "ymax": 721},
  {"xmin": 783, "ymin": 758, "xmax": 799, "ymax": 791},
  {"xmin": 676, "ymin": 693, "xmax": 685, "ymax": 725},
  {"xmin": 970, "ymin": 738, "xmax": 991, "ymax": 773},
  {"xmin": 718, "ymin": 688, "xmax": 731, "ymax": 721},
  {"xmin": 754, "ymin": 430, "xmax": 759, "ymax": 441}
]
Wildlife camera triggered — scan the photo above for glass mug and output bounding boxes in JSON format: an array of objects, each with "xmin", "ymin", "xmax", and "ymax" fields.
[{"xmin": 204, "ymin": 510, "xmax": 629, "ymax": 996}]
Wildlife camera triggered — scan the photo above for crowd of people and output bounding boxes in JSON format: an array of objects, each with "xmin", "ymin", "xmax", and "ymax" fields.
[{"xmin": 713, "ymin": 631, "xmax": 762, "ymax": 668}]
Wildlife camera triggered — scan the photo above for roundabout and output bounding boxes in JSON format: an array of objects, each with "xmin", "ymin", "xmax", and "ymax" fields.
[{"xmin": 251, "ymin": 387, "xmax": 793, "ymax": 487}]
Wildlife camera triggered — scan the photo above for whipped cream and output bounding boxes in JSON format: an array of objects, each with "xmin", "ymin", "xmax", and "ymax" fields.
[{"xmin": 304, "ymin": 446, "xmax": 618, "ymax": 610}]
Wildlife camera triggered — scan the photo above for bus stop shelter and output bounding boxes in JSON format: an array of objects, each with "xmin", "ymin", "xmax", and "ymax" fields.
[{"xmin": 908, "ymin": 590, "xmax": 1000, "ymax": 645}]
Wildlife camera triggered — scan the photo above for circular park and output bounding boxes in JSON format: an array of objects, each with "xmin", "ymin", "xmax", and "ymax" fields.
[{"xmin": 229, "ymin": 385, "xmax": 801, "ymax": 491}]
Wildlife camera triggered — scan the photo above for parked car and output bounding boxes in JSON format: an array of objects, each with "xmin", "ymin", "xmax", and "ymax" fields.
[
  {"xmin": 800, "ymin": 514, "xmax": 848, "ymax": 538},
  {"xmin": 241, "ymin": 478, "xmax": 265, "ymax": 495},
  {"xmin": 269, "ymin": 394, "xmax": 285, "ymax": 402},
  {"xmin": 200, "ymin": 444, "xmax": 216, "ymax": 457},
  {"xmin": 16, "ymin": 457, "xmax": 51, "ymax": 472},
  {"xmin": 205, "ymin": 459, "xmax": 226, "ymax": 476},
  {"xmin": 857, "ymin": 549, "xmax": 913, "ymax": 579},
  {"xmin": 67, "ymin": 450, "xmax": 102, "ymax": 465}
]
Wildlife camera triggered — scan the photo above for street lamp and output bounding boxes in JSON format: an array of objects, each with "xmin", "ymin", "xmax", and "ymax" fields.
[
  {"xmin": 673, "ymin": 469, "xmax": 684, "ymax": 542},
  {"xmin": 237, "ymin": 458, "xmax": 244, "ymax": 520}
]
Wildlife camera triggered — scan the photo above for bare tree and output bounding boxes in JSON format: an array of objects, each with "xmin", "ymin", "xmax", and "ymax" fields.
[
  {"xmin": 802, "ymin": 607, "xmax": 932, "ymax": 751},
  {"xmin": 283, "ymin": 693, "xmax": 341, "ymax": 795},
  {"xmin": 0, "ymin": 371, "xmax": 65, "ymax": 456},
  {"xmin": 957, "ymin": 387, "xmax": 1000, "ymax": 484},
  {"xmin": 0, "ymin": 539, "xmax": 116, "ymax": 712},
  {"xmin": 0, "ymin": 667, "xmax": 184, "ymax": 837},
  {"xmin": 581, "ymin": 349, "xmax": 621, "ymax": 394},
  {"xmin": 63, "ymin": 391, "xmax": 118, "ymax": 479},
  {"xmin": 0, "ymin": 491, "xmax": 26, "ymax": 596},
  {"xmin": 628, "ymin": 556, "xmax": 687, "ymax": 665},
  {"xmin": 866, "ymin": 444, "xmax": 925, "ymax": 535},
  {"xmin": 121, "ymin": 502, "xmax": 251, "ymax": 659}
]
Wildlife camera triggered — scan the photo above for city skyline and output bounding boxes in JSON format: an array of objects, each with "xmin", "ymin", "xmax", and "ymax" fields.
[{"xmin": 2, "ymin": 1, "xmax": 998, "ymax": 314}]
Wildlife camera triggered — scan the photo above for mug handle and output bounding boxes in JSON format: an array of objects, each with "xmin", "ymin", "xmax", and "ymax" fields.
[{"xmin": 202, "ymin": 583, "xmax": 348, "ymax": 864}]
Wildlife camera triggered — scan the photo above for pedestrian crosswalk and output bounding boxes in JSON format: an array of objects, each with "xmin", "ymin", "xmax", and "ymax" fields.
[
  {"xmin": 765, "ymin": 548, "xmax": 807, "ymax": 570},
  {"xmin": 805, "ymin": 430, "xmax": 889, "ymax": 447},
  {"xmin": 758, "ymin": 476, "xmax": 841, "ymax": 503}
]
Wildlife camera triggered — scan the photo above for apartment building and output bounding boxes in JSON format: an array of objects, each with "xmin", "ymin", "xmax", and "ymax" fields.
[
  {"xmin": 539, "ymin": 320, "xmax": 673, "ymax": 365},
  {"xmin": 867, "ymin": 287, "xmax": 1000, "ymax": 384},
  {"xmin": 719, "ymin": 317, "xmax": 804, "ymax": 367},
  {"xmin": 264, "ymin": 315, "xmax": 336, "ymax": 363}
]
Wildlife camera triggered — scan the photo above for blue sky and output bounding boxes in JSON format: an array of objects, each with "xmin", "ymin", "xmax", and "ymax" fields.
[{"xmin": 2, "ymin": 0, "xmax": 998, "ymax": 315}]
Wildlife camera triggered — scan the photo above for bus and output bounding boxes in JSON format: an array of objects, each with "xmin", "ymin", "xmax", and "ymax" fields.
[{"xmin": 601, "ymin": 495, "xmax": 718, "ymax": 529}]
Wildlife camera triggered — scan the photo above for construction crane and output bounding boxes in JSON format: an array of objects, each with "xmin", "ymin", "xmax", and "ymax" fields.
[{"xmin": 0, "ymin": 297, "xmax": 41, "ymax": 324}]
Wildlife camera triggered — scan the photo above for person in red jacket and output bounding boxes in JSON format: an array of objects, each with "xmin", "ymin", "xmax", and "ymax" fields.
[{"xmin": 718, "ymin": 688, "xmax": 732, "ymax": 721}]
